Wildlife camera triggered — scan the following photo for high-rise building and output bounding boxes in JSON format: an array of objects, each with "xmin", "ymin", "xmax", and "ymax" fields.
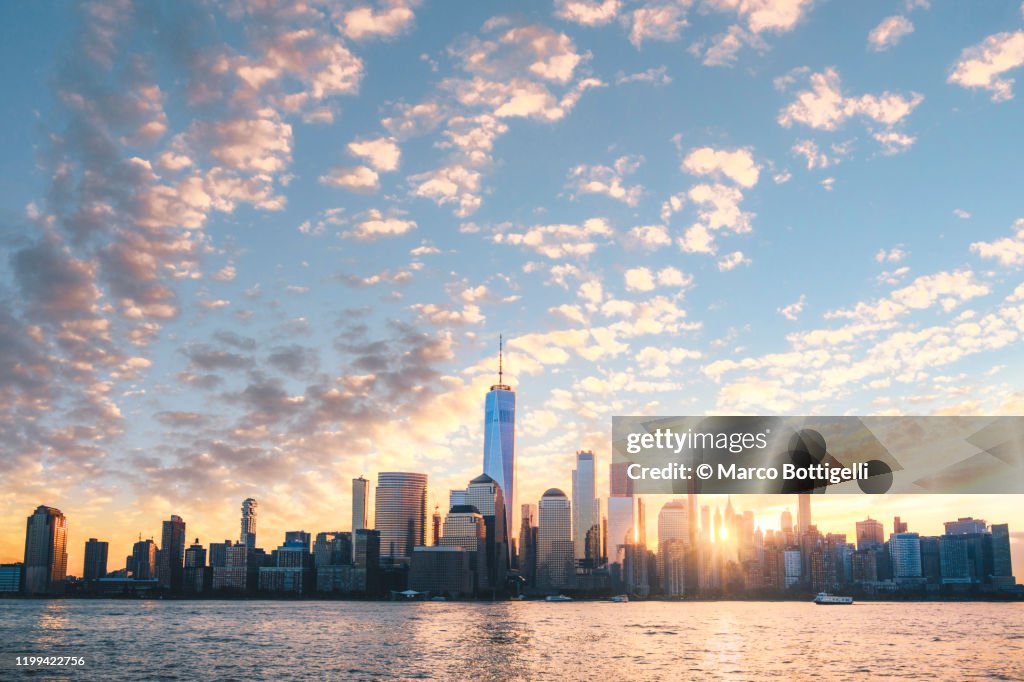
[
  {"xmin": 944, "ymin": 517, "xmax": 987, "ymax": 535},
  {"xmin": 465, "ymin": 473, "xmax": 509, "ymax": 585},
  {"xmin": 208, "ymin": 540, "xmax": 233, "ymax": 569},
  {"xmin": 483, "ymin": 337, "xmax": 516, "ymax": 540},
  {"xmin": 259, "ymin": 535, "xmax": 313, "ymax": 594},
  {"xmin": 352, "ymin": 477, "xmax": 369, "ymax": 532},
  {"xmin": 240, "ymin": 498, "xmax": 258, "ymax": 550},
  {"xmin": 657, "ymin": 499, "xmax": 689, "ymax": 592},
  {"xmin": 572, "ymin": 451, "xmax": 597, "ymax": 563},
  {"xmin": 375, "ymin": 472, "xmax": 428, "ymax": 564},
  {"xmin": 314, "ymin": 532, "xmax": 353, "ymax": 568},
  {"xmin": 0, "ymin": 564, "xmax": 23, "ymax": 593},
  {"xmin": 889, "ymin": 532, "xmax": 922, "ymax": 581},
  {"xmin": 780, "ymin": 508, "xmax": 793, "ymax": 535},
  {"xmin": 432, "ymin": 507, "xmax": 442, "ymax": 546},
  {"xmin": 537, "ymin": 488, "xmax": 574, "ymax": 591},
  {"xmin": 213, "ymin": 543, "xmax": 255, "ymax": 592},
  {"xmin": 797, "ymin": 494, "xmax": 811, "ymax": 536},
  {"xmin": 83, "ymin": 538, "xmax": 108, "ymax": 584},
  {"xmin": 893, "ymin": 516, "xmax": 908, "ymax": 534},
  {"xmin": 408, "ymin": 546, "xmax": 474, "ymax": 597},
  {"xmin": 856, "ymin": 517, "xmax": 884, "ymax": 550},
  {"xmin": 23, "ymin": 506, "xmax": 68, "ymax": 595},
  {"xmin": 991, "ymin": 523, "xmax": 1014, "ymax": 585},
  {"xmin": 449, "ymin": 489, "xmax": 467, "ymax": 509},
  {"xmin": 284, "ymin": 531, "xmax": 312, "ymax": 552},
  {"xmin": 158, "ymin": 515, "xmax": 186, "ymax": 591},
  {"xmin": 131, "ymin": 539, "xmax": 157, "ymax": 581}
]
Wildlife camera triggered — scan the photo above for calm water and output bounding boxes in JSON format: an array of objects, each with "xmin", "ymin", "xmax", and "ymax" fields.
[{"xmin": 0, "ymin": 600, "xmax": 1021, "ymax": 681}]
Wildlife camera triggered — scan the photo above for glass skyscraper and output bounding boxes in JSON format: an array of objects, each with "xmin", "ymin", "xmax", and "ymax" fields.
[
  {"xmin": 23, "ymin": 505, "xmax": 68, "ymax": 595},
  {"xmin": 375, "ymin": 472, "xmax": 428, "ymax": 564},
  {"xmin": 571, "ymin": 451, "xmax": 597, "ymax": 562},
  {"xmin": 483, "ymin": 338, "xmax": 516, "ymax": 539},
  {"xmin": 537, "ymin": 488, "xmax": 574, "ymax": 591}
]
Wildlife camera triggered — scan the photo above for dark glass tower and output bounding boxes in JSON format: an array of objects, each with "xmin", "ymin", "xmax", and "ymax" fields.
[{"xmin": 483, "ymin": 336, "xmax": 516, "ymax": 540}]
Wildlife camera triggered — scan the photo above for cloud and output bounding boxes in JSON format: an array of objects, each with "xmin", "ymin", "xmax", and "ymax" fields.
[
  {"xmin": 347, "ymin": 137, "xmax": 401, "ymax": 172},
  {"xmin": 873, "ymin": 131, "xmax": 916, "ymax": 155},
  {"xmin": 568, "ymin": 155, "xmax": 645, "ymax": 205},
  {"xmin": 970, "ymin": 219, "xmax": 1024, "ymax": 267},
  {"xmin": 682, "ymin": 146, "xmax": 760, "ymax": 188},
  {"xmin": 615, "ymin": 66, "xmax": 671, "ymax": 85},
  {"xmin": 409, "ymin": 164, "xmax": 482, "ymax": 217},
  {"xmin": 875, "ymin": 246, "xmax": 908, "ymax": 264},
  {"xmin": 778, "ymin": 294, "xmax": 807, "ymax": 321},
  {"xmin": 953, "ymin": 208, "xmax": 972, "ymax": 220},
  {"xmin": 704, "ymin": 0, "xmax": 816, "ymax": 34},
  {"xmin": 555, "ymin": 0, "xmax": 621, "ymax": 25},
  {"xmin": 717, "ymin": 250, "xmax": 751, "ymax": 271},
  {"xmin": 868, "ymin": 16, "xmax": 914, "ymax": 52},
  {"xmin": 695, "ymin": 25, "xmax": 766, "ymax": 67},
  {"xmin": 628, "ymin": 224, "xmax": 672, "ymax": 250},
  {"xmin": 343, "ymin": 209, "xmax": 417, "ymax": 240},
  {"xmin": 678, "ymin": 183, "xmax": 753, "ymax": 255},
  {"xmin": 948, "ymin": 31, "xmax": 1024, "ymax": 102},
  {"xmin": 494, "ymin": 218, "xmax": 613, "ymax": 259},
  {"xmin": 628, "ymin": 4, "xmax": 689, "ymax": 46},
  {"xmin": 319, "ymin": 165, "xmax": 381, "ymax": 192},
  {"xmin": 339, "ymin": 2, "xmax": 418, "ymax": 41},
  {"xmin": 778, "ymin": 67, "xmax": 923, "ymax": 136}
]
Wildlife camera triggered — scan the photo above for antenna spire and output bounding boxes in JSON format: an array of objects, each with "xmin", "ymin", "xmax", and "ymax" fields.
[{"xmin": 498, "ymin": 334, "xmax": 503, "ymax": 385}]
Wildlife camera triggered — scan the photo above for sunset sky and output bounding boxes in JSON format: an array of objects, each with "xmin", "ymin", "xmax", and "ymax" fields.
[{"xmin": 1, "ymin": 1, "xmax": 1024, "ymax": 577}]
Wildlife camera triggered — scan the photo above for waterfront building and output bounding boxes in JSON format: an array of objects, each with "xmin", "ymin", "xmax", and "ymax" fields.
[
  {"xmin": 212, "ymin": 543, "xmax": 254, "ymax": 592},
  {"xmin": 83, "ymin": 538, "xmax": 108, "ymax": 584},
  {"xmin": 408, "ymin": 546, "xmax": 473, "ymax": 597},
  {"xmin": 944, "ymin": 517, "xmax": 987, "ymax": 535},
  {"xmin": 518, "ymin": 503, "xmax": 538, "ymax": 587},
  {"xmin": 483, "ymin": 337, "xmax": 516, "ymax": 540},
  {"xmin": 183, "ymin": 540, "xmax": 208, "ymax": 593},
  {"xmin": 259, "ymin": 536, "xmax": 312, "ymax": 594},
  {"xmin": 375, "ymin": 472, "xmax": 428, "ymax": 565},
  {"xmin": 314, "ymin": 532, "xmax": 353, "ymax": 568},
  {"xmin": 991, "ymin": 523, "xmax": 1015, "ymax": 586},
  {"xmin": 23, "ymin": 505, "xmax": 68, "ymax": 595},
  {"xmin": 440, "ymin": 504, "xmax": 486, "ymax": 592},
  {"xmin": 0, "ymin": 563, "xmax": 23, "ymax": 593},
  {"xmin": 158, "ymin": 515, "xmax": 186, "ymax": 591},
  {"xmin": 537, "ymin": 488, "xmax": 574, "ymax": 591},
  {"xmin": 208, "ymin": 540, "xmax": 233, "ymax": 569},
  {"xmin": 657, "ymin": 499, "xmax": 689, "ymax": 591},
  {"xmin": 465, "ymin": 473, "xmax": 508, "ymax": 589},
  {"xmin": 783, "ymin": 548, "xmax": 801, "ymax": 588},
  {"xmin": 661, "ymin": 539, "xmax": 687, "ymax": 597},
  {"xmin": 240, "ymin": 498, "xmax": 258, "ymax": 550},
  {"xmin": 131, "ymin": 539, "xmax": 157, "ymax": 581}
]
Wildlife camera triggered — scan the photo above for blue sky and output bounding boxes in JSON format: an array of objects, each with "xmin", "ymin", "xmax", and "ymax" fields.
[{"xmin": 1, "ymin": 0, "xmax": 1024, "ymax": 574}]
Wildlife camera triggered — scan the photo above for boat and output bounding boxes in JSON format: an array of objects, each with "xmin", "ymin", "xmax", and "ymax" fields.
[
  {"xmin": 814, "ymin": 592, "xmax": 853, "ymax": 605},
  {"xmin": 609, "ymin": 595, "xmax": 629, "ymax": 603},
  {"xmin": 545, "ymin": 594, "xmax": 573, "ymax": 602}
]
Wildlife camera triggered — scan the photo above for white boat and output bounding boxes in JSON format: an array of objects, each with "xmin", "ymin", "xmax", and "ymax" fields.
[
  {"xmin": 814, "ymin": 592, "xmax": 853, "ymax": 605},
  {"xmin": 609, "ymin": 594, "xmax": 629, "ymax": 603},
  {"xmin": 545, "ymin": 594, "xmax": 573, "ymax": 602}
]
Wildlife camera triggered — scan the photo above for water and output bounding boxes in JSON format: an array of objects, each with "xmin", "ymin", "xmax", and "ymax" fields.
[{"xmin": 0, "ymin": 600, "xmax": 1021, "ymax": 681}]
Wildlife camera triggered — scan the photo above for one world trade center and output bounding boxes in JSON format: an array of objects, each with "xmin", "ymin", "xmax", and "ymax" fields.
[{"xmin": 483, "ymin": 336, "xmax": 516, "ymax": 540}]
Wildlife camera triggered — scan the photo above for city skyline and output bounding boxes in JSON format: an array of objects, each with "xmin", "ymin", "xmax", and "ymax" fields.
[{"xmin": 3, "ymin": 2, "xmax": 1024, "ymax": 582}]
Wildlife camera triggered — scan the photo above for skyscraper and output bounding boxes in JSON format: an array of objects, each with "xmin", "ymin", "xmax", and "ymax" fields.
[
  {"xmin": 856, "ymin": 517, "xmax": 884, "ymax": 550},
  {"xmin": 240, "ymin": 498, "xmax": 258, "ymax": 550},
  {"xmin": 893, "ymin": 516, "xmax": 908, "ymax": 534},
  {"xmin": 23, "ymin": 506, "xmax": 68, "ymax": 595},
  {"xmin": 465, "ymin": 473, "xmax": 509, "ymax": 590},
  {"xmin": 352, "ymin": 476, "xmax": 369, "ymax": 532},
  {"xmin": 797, "ymin": 493, "xmax": 811, "ymax": 536},
  {"xmin": 440, "ymin": 505, "xmax": 487, "ymax": 591},
  {"xmin": 131, "ymin": 539, "xmax": 157, "ymax": 580},
  {"xmin": 375, "ymin": 472, "xmax": 428, "ymax": 564},
  {"xmin": 518, "ymin": 503, "xmax": 538, "ymax": 587},
  {"xmin": 572, "ymin": 450, "xmax": 597, "ymax": 562},
  {"xmin": 991, "ymin": 523, "xmax": 1014, "ymax": 585},
  {"xmin": 83, "ymin": 538, "xmax": 108, "ymax": 584},
  {"xmin": 183, "ymin": 540, "xmax": 207, "ymax": 593},
  {"xmin": 537, "ymin": 488, "xmax": 573, "ymax": 591},
  {"xmin": 889, "ymin": 532, "xmax": 922, "ymax": 581},
  {"xmin": 158, "ymin": 515, "xmax": 186, "ymax": 591},
  {"xmin": 657, "ymin": 499, "xmax": 689, "ymax": 596},
  {"xmin": 780, "ymin": 508, "xmax": 793, "ymax": 535},
  {"xmin": 483, "ymin": 336, "xmax": 516, "ymax": 540}
]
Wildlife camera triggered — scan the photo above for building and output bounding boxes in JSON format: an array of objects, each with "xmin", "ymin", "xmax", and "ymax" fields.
[
  {"xmin": 518, "ymin": 503, "xmax": 537, "ymax": 587},
  {"xmin": 158, "ymin": 515, "xmax": 186, "ymax": 591},
  {"xmin": 83, "ymin": 538, "xmax": 108, "ymax": 584},
  {"xmin": 893, "ymin": 516, "xmax": 908, "ymax": 534},
  {"xmin": 353, "ymin": 529, "xmax": 381, "ymax": 595},
  {"xmin": 657, "ymin": 499, "xmax": 689, "ymax": 592},
  {"xmin": 375, "ymin": 472, "xmax": 428, "ymax": 565},
  {"xmin": 240, "ymin": 498, "xmax": 258, "ymax": 550},
  {"xmin": 572, "ymin": 451, "xmax": 598, "ymax": 565},
  {"xmin": 432, "ymin": 508, "xmax": 442, "ymax": 546},
  {"xmin": 856, "ymin": 518, "xmax": 884, "ymax": 550},
  {"xmin": 482, "ymin": 337, "xmax": 516, "ymax": 539},
  {"xmin": 408, "ymin": 546, "xmax": 473, "ymax": 597},
  {"xmin": 944, "ymin": 517, "xmax": 987, "ymax": 535},
  {"xmin": 991, "ymin": 524, "xmax": 1015, "ymax": 586},
  {"xmin": 208, "ymin": 540, "xmax": 233, "ymax": 570},
  {"xmin": 352, "ymin": 476, "xmax": 369, "ymax": 532},
  {"xmin": 213, "ymin": 544, "xmax": 256, "ymax": 592},
  {"xmin": 0, "ymin": 563, "xmax": 23, "ymax": 593},
  {"xmin": 889, "ymin": 532, "xmax": 922, "ymax": 582},
  {"xmin": 465, "ymin": 473, "xmax": 508, "ymax": 590},
  {"xmin": 183, "ymin": 540, "xmax": 208, "ymax": 593},
  {"xmin": 537, "ymin": 488, "xmax": 574, "ymax": 591},
  {"xmin": 440, "ymin": 504, "xmax": 486, "ymax": 592},
  {"xmin": 797, "ymin": 494, "xmax": 811, "ymax": 536},
  {"xmin": 131, "ymin": 539, "xmax": 157, "ymax": 581},
  {"xmin": 314, "ymin": 532, "xmax": 352, "ymax": 568},
  {"xmin": 259, "ymin": 536, "xmax": 313, "ymax": 594},
  {"xmin": 23, "ymin": 505, "xmax": 68, "ymax": 595},
  {"xmin": 449, "ymin": 489, "xmax": 467, "ymax": 509},
  {"xmin": 661, "ymin": 539, "xmax": 687, "ymax": 597},
  {"xmin": 783, "ymin": 548, "xmax": 802, "ymax": 588}
]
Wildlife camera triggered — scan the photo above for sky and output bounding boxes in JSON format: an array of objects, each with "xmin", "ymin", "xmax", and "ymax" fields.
[{"xmin": 1, "ymin": 0, "xmax": 1024, "ymax": 578}]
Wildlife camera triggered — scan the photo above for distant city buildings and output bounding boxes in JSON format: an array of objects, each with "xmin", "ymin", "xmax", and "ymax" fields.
[
  {"xmin": 572, "ymin": 451, "xmax": 597, "ymax": 565},
  {"xmin": 158, "ymin": 515, "xmax": 186, "ymax": 592},
  {"xmin": 537, "ymin": 488, "xmax": 573, "ymax": 591},
  {"xmin": 375, "ymin": 472, "xmax": 428, "ymax": 566},
  {"xmin": 83, "ymin": 538, "xmax": 108, "ymax": 584},
  {"xmin": 240, "ymin": 498, "xmax": 258, "ymax": 551},
  {"xmin": 23, "ymin": 505, "xmax": 67, "ymax": 595},
  {"xmin": 352, "ymin": 477, "xmax": 369, "ymax": 532}
]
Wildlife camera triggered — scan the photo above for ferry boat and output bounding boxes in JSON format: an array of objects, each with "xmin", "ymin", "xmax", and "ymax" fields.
[
  {"xmin": 813, "ymin": 592, "xmax": 854, "ymax": 605},
  {"xmin": 609, "ymin": 595, "xmax": 629, "ymax": 603},
  {"xmin": 545, "ymin": 594, "xmax": 573, "ymax": 602}
]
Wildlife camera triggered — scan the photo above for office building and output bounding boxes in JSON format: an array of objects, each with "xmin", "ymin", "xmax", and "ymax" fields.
[
  {"xmin": 259, "ymin": 535, "xmax": 313, "ymax": 594},
  {"xmin": 83, "ymin": 538, "xmax": 108, "ymax": 584},
  {"xmin": 23, "ymin": 505, "xmax": 68, "ymax": 595},
  {"xmin": 440, "ymin": 504, "xmax": 486, "ymax": 592},
  {"xmin": 537, "ymin": 488, "xmax": 574, "ymax": 591},
  {"xmin": 183, "ymin": 540, "xmax": 208, "ymax": 593},
  {"xmin": 209, "ymin": 540, "xmax": 233, "ymax": 569},
  {"xmin": 518, "ymin": 503, "xmax": 537, "ymax": 587},
  {"xmin": 158, "ymin": 515, "xmax": 186, "ymax": 591},
  {"xmin": 449, "ymin": 489, "xmax": 467, "ymax": 509},
  {"xmin": 213, "ymin": 543, "xmax": 255, "ymax": 592},
  {"xmin": 797, "ymin": 494, "xmax": 811, "ymax": 536},
  {"xmin": 856, "ymin": 518, "xmax": 884, "ymax": 550},
  {"xmin": 131, "ymin": 539, "xmax": 157, "ymax": 581},
  {"xmin": 893, "ymin": 516, "xmax": 908, "ymax": 534},
  {"xmin": 991, "ymin": 523, "xmax": 1015, "ymax": 585},
  {"xmin": 352, "ymin": 476, "xmax": 369, "ymax": 532},
  {"xmin": 657, "ymin": 499, "xmax": 689, "ymax": 591},
  {"xmin": 375, "ymin": 472, "xmax": 428, "ymax": 564},
  {"xmin": 483, "ymin": 337, "xmax": 516, "ymax": 539},
  {"xmin": 889, "ymin": 532, "xmax": 922, "ymax": 581},
  {"xmin": 314, "ymin": 532, "xmax": 352, "ymax": 568},
  {"xmin": 572, "ymin": 450, "xmax": 597, "ymax": 563},
  {"xmin": 408, "ymin": 546, "xmax": 473, "ymax": 597},
  {"xmin": 465, "ymin": 473, "xmax": 508, "ymax": 589},
  {"xmin": 0, "ymin": 563, "xmax": 23, "ymax": 593},
  {"xmin": 944, "ymin": 517, "xmax": 987, "ymax": 535}
]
